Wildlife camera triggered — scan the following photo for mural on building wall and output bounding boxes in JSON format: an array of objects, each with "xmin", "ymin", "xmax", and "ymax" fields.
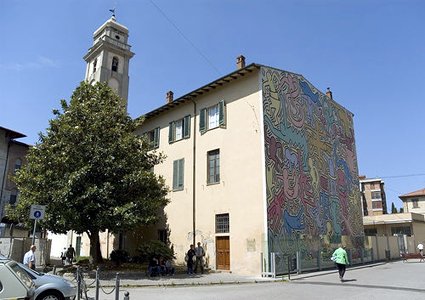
[{"xmin": 262, "ymin": 67, "xmax": 364, "ymax": 257}]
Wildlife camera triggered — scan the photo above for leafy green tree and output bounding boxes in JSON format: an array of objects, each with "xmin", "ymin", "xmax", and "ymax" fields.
[
  {"xmin": 391, "ymin": 202, "xmax": 398, "ymax": 214},
  {"xmin": 9, "ymin": 82, "xmax": 168, "ymax": 263}
]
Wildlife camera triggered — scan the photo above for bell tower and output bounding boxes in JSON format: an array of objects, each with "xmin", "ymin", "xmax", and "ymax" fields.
[{"xmin": 83, "ymin": 16, "xmax": 134, "ymax": 108}]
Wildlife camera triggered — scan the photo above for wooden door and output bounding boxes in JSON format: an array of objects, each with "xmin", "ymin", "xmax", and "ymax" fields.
[{"xmin": 216, "ymin": 236, "xmax": 230, "ymax": 270}]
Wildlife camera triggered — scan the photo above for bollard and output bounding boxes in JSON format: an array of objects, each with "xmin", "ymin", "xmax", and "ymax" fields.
[
  {"xmin": 52, "ymin": 265, "xmax": 57, "ymax": 275},
  {"xmin": 115, "ymin": 272, "xmax": 120, "ymax": 300},
  {"xmin": 95, "ymin": 267, "xmax": 100, "ymax": 300},
  {"xmin": 123, "ymin": 291, "xmax": 130, "ymax": 300},
  {"xmin": 76, "ymin": 266, "xmax": 81, "ymax": 300}
]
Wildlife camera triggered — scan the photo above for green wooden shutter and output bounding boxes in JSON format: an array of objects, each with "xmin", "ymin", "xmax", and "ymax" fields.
[
  {"xmin": 219, "ymin": 100, "xmax": 225, "ymax": 127},
  {"xmin": 179, "ymin": 158, "xmax": 184, "ymax": 188},
  {"xmin": 173, "ymin": 160, "xmax": 178, "ymax": 190},
  {"xmin": 200, "ymin": 108, "xmax": 206, "ymax": 134},
  {"xmin": 153, "ymin": 127, "xmax": 159, "ymax": 148},
  {"xmin": 169, "ymin": 122, "xmax": 174, "ymax": 143},
  {"xmin": 183, "ymin": 115, "xmax": 191, "ymax": 138}
]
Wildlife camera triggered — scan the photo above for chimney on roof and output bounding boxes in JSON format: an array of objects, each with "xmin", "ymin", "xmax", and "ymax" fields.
[
  {"xmin": 326, "ymin": 87, "xmax": 333, "ymax": 100},
  {"xmin": 237, "ymin": 55, "xmax": 246, "ymax": 69},
  {"xmin": 166, "ymin": 91, "xmax": 174, "ymax": 104}
]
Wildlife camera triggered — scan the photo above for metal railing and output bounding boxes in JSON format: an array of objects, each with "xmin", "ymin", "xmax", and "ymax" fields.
[{"xmin": 74, "ymin": 266, "xmax": 130, "ymax": 300}]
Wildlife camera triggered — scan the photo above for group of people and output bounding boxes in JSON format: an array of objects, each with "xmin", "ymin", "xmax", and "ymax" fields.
[
  {"xmin": 147, "ymin": 257, "xmax": 175, "ymax": 276},
  {"xmin": 186, "ymin": 242, "xmax": 205, "ymax": 275},
  {"xmin": 61, "ymin": 244, "xmax": 76, "ymax": 265}
]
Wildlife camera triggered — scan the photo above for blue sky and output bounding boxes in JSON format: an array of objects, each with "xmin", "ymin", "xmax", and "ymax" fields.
[{"xmin": 1, "ymin": 0, "xmax": 424, "ymax": 210}]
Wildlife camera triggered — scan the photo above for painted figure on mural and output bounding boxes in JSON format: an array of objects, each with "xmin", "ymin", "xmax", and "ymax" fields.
[{"xmin": 331, "ymin": 244, "xmax": 349, "ymax": 282}]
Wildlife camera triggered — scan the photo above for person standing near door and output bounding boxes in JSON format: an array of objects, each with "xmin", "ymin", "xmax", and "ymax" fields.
[{"xmin": 194, "ymin": 242, "xmax": 205, "ymax": 274}]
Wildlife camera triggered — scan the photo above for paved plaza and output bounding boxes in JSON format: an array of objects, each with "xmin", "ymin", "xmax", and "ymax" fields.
[{"xmin": 74, "ymin": 260, "xmax": 425, "ymax": 299}]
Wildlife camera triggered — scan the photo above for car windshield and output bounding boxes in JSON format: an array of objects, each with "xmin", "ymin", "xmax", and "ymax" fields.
[{"xmin": 9, "ymin": 262, "xmax": 35, "ymax": 289}]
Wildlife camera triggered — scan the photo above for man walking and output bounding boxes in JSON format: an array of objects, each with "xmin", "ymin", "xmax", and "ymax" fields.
[
  {"xmin": 332, "ymin": 244, "xmax": 349, "ymax": 282},
  {"xmin": 66, "ymin": 244, "xmax": 76, "ymax": 265},
  {"xmin": 194, "ymin": 242, "xmax": 205, "ymax": 274},
  {"xmin": 23, "ymin": 245, "xmax": 36, "ymax": 270}
]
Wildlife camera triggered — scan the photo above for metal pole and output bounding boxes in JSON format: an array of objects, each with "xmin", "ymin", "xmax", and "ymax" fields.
[
  {"xmin": 287, "ymin": 255, "xmax": 291, "ymax": 280},
  {"xmin": 31, "ymin": 219, "xmax": 37, "ymax": 245},
  {"xmin": 76, "ymin": 267, "xmax": 81, "ymax": 300},
  {"xmin": 115, "ymin": 272, "xmax": 120, "ymax": 300},
  {"xmin": 95, "ymin": 267, "xmax": 100, "ymax": 300},
  {"xmin": 123, "ymin": 291, "xmax": 130, "ymax": 300}
]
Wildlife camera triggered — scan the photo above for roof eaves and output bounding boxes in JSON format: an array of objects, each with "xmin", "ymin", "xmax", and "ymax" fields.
[{"xmin": 143, "ymin": 63, "xmax": 261, "ymax": 120}]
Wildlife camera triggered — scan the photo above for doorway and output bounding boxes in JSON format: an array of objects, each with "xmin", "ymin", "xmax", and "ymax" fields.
[{"xmin": 216, "ymin": 236, "xmax": 230, "ymax": 270}]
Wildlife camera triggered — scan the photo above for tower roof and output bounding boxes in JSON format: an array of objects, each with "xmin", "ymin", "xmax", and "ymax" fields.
[{"xmin": 93, "ymin": 17, "xmax": 129, "ymax": 37}]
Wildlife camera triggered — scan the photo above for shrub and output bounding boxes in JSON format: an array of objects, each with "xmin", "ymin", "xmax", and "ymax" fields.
[
  {"xmin": 136, "ymin": 240, "xmax": 175, "ymax": 263},
  {"xmin": 110, "ymin": 249, "xmax": 130, "ymax": 265}
]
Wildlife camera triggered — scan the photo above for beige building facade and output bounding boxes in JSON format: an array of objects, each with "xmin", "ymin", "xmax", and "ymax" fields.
[
  {"xmin": 52, "ymin": 18, "xmax": 364, "ymax": 275},
  {"xmin": 400, "ymin": 188, "xmax": 425, "ymax": 213}
]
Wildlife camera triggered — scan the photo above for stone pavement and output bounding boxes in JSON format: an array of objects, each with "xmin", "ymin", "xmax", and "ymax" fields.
[{"xmin": 59, "ymin": 261, "xmax": 385, "ymax": 288}]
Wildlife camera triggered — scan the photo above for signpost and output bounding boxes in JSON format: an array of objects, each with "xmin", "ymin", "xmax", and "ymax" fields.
[{"xmin": 29, "ymin": 205, "xmax": 46, "ymax": 245}]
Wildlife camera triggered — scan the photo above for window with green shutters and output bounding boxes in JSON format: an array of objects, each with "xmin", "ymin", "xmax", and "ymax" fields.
[
  {"xmin": 200, "ymin": 100, "xmax": 225, "ymax": 134},
  {"xmin": 173, "ymin": 158, "xmax": 184, "ymax": 191},
  {"xmin": 169, "ymin": 115, "xmax": 191, "ymax": 143},
  {"xmin": 144, "ymin": 127, "xmax": 160, "ymax": 150}
]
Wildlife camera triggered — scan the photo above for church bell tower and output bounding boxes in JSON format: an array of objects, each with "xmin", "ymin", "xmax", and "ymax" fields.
[{"xmin": 83, "ymin": 16, "xmax": 134, "ymax": 108}]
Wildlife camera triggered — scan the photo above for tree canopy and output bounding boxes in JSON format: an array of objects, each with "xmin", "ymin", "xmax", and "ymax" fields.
[{"xmin": 9, "ymin": 82, "xmax": 169, "ymax": 262}]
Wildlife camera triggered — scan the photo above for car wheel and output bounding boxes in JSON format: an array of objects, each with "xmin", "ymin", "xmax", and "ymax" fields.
[{"xmin": 36, "ymin": 290, "xmax": 64, "ymax": 300}]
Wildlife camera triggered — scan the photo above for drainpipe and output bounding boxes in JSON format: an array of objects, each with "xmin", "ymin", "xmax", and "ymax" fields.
[{"xmin": 192, "ymin": 99, "xmax": 197, "ymax": 246}]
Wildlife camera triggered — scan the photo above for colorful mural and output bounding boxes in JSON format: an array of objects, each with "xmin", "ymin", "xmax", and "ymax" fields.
[{"xmin": 262, "ymin": 67, "xmax": 364, "ymax": 257}]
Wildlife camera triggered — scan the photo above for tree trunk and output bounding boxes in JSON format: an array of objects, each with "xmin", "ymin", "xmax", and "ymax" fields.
[{"xmin": 88, "ymin": 230, "xmax": 103, "ymax": 264}]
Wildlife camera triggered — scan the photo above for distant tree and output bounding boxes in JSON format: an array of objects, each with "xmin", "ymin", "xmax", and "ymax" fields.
[
  {"xmin": 391, "ymin": 202, "xmax": 398, "ymax": 214},
  {"xmin": 9, "ymin": 82, "xmax": 168, "ymax": 263},
  {"xmin": 399, "ymin": 207, "xmax": 404, "ymax": 213}
]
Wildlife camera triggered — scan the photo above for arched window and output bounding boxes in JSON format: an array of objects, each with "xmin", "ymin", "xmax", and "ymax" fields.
[
  {"xmin": 112, "ymin": 57, "xmax": 119, "ymax": 72},
  {"xmin": 14, "ymin": 159, "xmax": 22, "ymax": 173},
  {"xmin": 93, "ymin": 58, "xmax": 97, "ymax": 73}
]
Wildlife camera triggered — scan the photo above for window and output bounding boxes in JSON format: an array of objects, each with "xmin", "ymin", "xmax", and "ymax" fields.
[
  {"xmin": 169, "ymin": 115, "xmax": 190, "ymax": 143},
  {"xmin": 207, "ymin": 149, "xmax": 220, "ymax": 184},
  {"xmin": 173, "ymin": 158, "xmax": 184, "ymax": 191},
  {"xmin": 216, "ymin": 213, "xmax": 229, "ymax": 233},
  {"xmin": 200, "ymin": 100, "xmax": 225, "ymax": 134},
  {"xmin": 158, "ymin": 229, "xmax": 168, "ymax": 244},
  {"xmin": 112, "ymin": 56, "xmax": 119, "ymax": 72},
  {"xmin": 93, "ymin": 58, "xmax": 97, "ymax": 73},
  {"xmin": 9, "ymin": 191, "xmax": 17, "ymax": 205},
  {"xmin": 391, "ymin": 226, "xmax": 411, "ymax": 236},
  {"xmin": 412, "ymin": 198, "xmax": 419, "ymax": 208},
  {"xmin": 364, "ymin": 228, "xmax": 377, "ymax": 236},
  {"xmin": 372, "ymin": 201, "xmax": 382, "ymax": 209},
  {"xmin": 14, "ymin": 159, "xmax": 22, "ymax": 173},
  {"xmin": 371, "ymin": 191, "xmax": 381, "ymax": 199},
  {"xmin": 369, "ymin": 182, "xmax": 375, "ymax": 189},
  {"xmin": 145, "ymin": 127, "xmax": 160, "ymax": 150}
]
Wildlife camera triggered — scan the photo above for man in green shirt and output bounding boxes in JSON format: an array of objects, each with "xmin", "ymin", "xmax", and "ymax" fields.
[{"xmin": 331, "ymin": 244, "xmax": 349, "ymax": 281}]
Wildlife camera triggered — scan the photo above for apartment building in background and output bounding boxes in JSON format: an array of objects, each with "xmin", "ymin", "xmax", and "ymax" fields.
[
  {"xmin": 359, "ymin": 176, "xmax": 387, "ymax": 216},
  {"xmin": 0, "ymin": 126, "xmax": 29, "ymax": 236}
]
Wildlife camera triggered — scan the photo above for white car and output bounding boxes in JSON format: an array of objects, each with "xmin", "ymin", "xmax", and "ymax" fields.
[
  {"xmin": 19, "ymin": 263, "xmax": 76, "ymax": 300},
  {"xmin": 0, "ymin": 257, "xmax": 35, "ymax": 300}
]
